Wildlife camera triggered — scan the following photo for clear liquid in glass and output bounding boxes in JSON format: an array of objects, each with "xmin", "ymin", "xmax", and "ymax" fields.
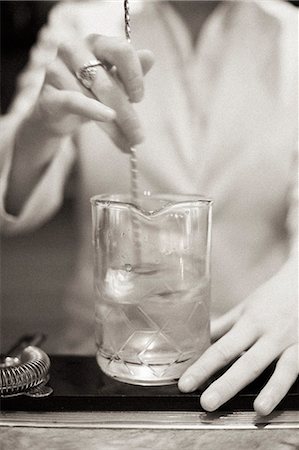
[{"xmin": 95, "ymin": 258, "xmax": 210, "ymax": 385}]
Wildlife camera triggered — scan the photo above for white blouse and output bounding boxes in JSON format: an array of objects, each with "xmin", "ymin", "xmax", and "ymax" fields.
[{"xmin": 0, "ymin": 0, "xmax": 297, "ymax": 353}]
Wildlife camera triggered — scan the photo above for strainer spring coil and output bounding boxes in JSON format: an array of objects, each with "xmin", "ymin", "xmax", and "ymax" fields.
[{"xmin": 0, "ymin": 346, "xmax": 51, "ymax": 396}]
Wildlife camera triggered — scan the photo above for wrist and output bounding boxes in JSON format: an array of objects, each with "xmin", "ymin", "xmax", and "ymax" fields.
[
  {"xmin": 5, "ymin": 115, "xmax": 66, "ymax": 216},
  {"xmin": 15, "ymin": 113, "xmax": 63, "ymax": 169}
]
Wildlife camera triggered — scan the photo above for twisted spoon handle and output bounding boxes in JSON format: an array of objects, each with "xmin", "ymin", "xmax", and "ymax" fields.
[{"xmin": 124, "ymin": 0, "xmax": 141, "ymax": 264}]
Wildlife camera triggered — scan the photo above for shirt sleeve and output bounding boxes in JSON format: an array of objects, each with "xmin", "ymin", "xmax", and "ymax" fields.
[
  {"xmin": 0, "ymin": 137, "xmax": 76, "ymax": 235},
  {"xmin": 286, "ymin": 149, "xmax": 298, "ymax": 259},
  {"xmin": 0, "ymin": 2, "xmax": 81, "ymax": 235}
]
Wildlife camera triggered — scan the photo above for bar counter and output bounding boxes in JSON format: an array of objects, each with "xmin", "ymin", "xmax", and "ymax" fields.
[
  {"xmin": 1, "ymin": 355, "xmax": 298, "ymax": 450},
  {"xmin": 1, "ymin": 425, "xmax": 299, "ymax": 450}
]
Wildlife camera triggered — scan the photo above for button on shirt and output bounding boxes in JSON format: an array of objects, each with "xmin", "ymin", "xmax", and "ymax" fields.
[{"xmin": 0, "ymin": 1, "xmax": 297, "ymax": 353}]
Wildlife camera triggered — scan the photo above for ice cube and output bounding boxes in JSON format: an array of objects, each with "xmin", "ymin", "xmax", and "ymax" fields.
[{"xmin": 104, "ymin": 267, "xmax": 135, "ymax": 301}]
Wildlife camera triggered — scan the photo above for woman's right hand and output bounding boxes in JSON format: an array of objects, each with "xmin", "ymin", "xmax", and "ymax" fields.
[
  {"xmin": 5, "ymin": 35, "xmax": 154, "ymax": 216},
  {"xmin": 33, "ymin": 34, "xmax": 154, "ymax": 152}
]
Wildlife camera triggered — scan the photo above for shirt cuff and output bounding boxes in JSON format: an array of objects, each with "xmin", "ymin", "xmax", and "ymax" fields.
[{"xmin": 0, "ymin": 137, "xmax": 75, "ymax": 235}]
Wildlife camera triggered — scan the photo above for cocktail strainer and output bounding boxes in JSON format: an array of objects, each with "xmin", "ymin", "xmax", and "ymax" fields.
[{"xmin": 0, "ymin": 335, "xmax": 53, "ymax": 398}]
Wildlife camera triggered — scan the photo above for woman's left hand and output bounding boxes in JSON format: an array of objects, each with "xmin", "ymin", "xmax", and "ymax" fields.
[{"xmin": 178, "ymin": 258, "xmax": 298, "ymax": 415}]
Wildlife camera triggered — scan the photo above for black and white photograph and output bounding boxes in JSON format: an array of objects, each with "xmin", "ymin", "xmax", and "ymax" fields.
[{"xmin": 0, "ymin": 0, "xmax": 298, "ymax": 448}]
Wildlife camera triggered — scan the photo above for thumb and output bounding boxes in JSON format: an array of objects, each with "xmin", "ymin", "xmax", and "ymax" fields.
[
  {"xmin": 137, "ymin": 49, "xmax": 155, "ymax": 75},
  {"xmin": 211, "ymin": 304, "xmax": 242, "ymax": 342}
]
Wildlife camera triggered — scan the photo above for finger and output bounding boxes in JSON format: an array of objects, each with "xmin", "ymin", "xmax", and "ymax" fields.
[
  {"xmin": 45, "ymin": 60, "xmax": 116, "ymax": 121},
  {"xmin": 48, "ymin": 54, "xmax": 96, "ymax": 97},
  {"xmin": 57, "ymin": 40, "xmax": 112, "ymax": 97},
  {"xmin": 57, "ymin": 40, "xmax": 111, "ymax": 95},
  {"xmin": 137, "ymin": 49, "xmax": 155, "ymax": 76},
  {"xmin": 45, "ymin": 59, "xmax": 75, "ymax": 91},
  {"xmin": 58, "ymin": 41, "xmax": 154, "ymax": 96},
  {"xmin": 199, "ymin": 337, "xmax": 279, "ymax": 412},
  {"xmin": 44, "ymin": 86, "xmax": 116, "ymax": 122},
  {"xmin": 254, "ymin": 344, "xmax": 299, "ymax": 416},
  {"xmin": 62, "ymin": 91, "xmax": 116, "ymax": 121},
  {"xmin": 88, "ymin": 35, "xmax": 145, "ymax": 102},
  {"xmin": 58, "ymin": 40, "xmax": 144, "ymax": 146},
  {"xmin": 211, "ymin": 304, "xmax": 243, "ymax": 342},
  {"xmin": 93, "ymin": 73, "xmax": 143, "ymax": 146},
  {"xmin": 178, "ymin": 318, "xmax": 257, "ymax": 392}
]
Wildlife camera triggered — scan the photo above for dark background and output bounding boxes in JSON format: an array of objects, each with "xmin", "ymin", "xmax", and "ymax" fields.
[
  {"xmin": 1, "ymin": 1, "xmax": 57, "ymax": 113},
  {"xmin": 1, "ymin": 0, "xmax": 299, "ymax": 113}
]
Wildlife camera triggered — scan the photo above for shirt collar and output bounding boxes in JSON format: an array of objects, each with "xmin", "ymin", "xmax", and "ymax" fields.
[{"xmin": 140, "ymin": 1, "xmax": 284, "ymax": 59}]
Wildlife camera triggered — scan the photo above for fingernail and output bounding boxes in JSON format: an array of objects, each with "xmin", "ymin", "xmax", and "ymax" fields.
[
  {"xmin": 201, "ymin": 391, "xmax": 221, "ymax": 411},
  {"xmin": 103, "ymin": 108, "xmax": 116, "ymax": 120},
  {"xmin": 130, "ymin": 128, "xmax": 144, "ymax": 145},
  {"xmin": 255, "ymin": 397, "xmax": 273, "ymax": 415},
  {"xmin": 178, "ymin": 375, "xmax": 197, "ymax": 392},
  {"xmin": 96, "ymin": 106, "xmax": 116, "ymax": 121}
]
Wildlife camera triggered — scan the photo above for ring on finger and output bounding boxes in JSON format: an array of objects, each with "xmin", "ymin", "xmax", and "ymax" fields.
[{"xmin": 75, "ymin": 59, "xmax": 109, "ymax": 90}]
